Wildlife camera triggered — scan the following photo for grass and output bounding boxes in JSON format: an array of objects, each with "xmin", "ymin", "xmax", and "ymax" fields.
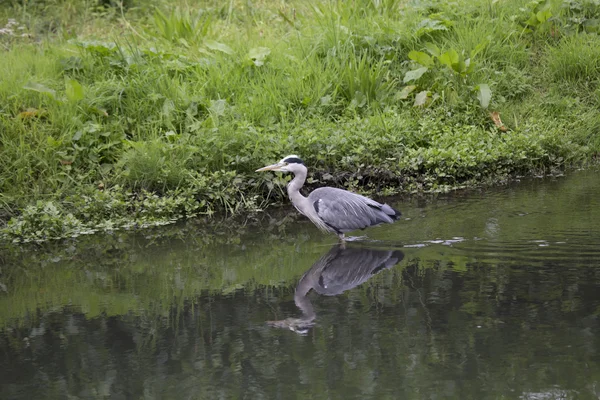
[
  {"xmin": 0, "ymin": 0, "xmax": 599, "ymax": 242},
  {"xmin": 546, "ymin": 34, "xmax": 600, "ymax": 81}
]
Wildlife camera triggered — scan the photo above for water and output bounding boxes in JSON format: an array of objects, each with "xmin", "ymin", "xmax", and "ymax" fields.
[{"xmin": 2, "ymin": 169, "xmax": 600, "ymax": 399}]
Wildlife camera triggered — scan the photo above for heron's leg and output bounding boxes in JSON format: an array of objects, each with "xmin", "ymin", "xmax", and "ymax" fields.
[
  {"xmin": 345, "ymin": 235, "xmax": 370, "ymax": 242},
  {"xmin": 338, "ymin": 233, "xmax": 346, "ymax": 242}
]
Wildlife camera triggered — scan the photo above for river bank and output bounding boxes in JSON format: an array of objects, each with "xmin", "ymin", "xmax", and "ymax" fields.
[{"xmin": 1, "ymin": 0, "xmax": 599, "ymax": 243}]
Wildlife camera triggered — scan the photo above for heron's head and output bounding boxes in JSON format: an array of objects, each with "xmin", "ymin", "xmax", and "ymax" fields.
[{"xmin": 256, "ymin": 155, "xmax": 305, "ymax": 173}]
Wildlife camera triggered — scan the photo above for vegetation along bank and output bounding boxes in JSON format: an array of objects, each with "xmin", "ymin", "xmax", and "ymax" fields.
[{"xmin": 1, "ymin": 0, "xmax": 599, "ymax": 243}]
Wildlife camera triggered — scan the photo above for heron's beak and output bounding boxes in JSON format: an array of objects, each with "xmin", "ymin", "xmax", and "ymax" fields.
[{"xmin": 256, "ymin": 162, "xmax": 283, "ymax": 172}]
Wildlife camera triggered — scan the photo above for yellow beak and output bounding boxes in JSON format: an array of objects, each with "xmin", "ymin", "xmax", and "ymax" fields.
[{"xmin": 256, "ymin": 163, "xmax": 283, "ymax": 172}]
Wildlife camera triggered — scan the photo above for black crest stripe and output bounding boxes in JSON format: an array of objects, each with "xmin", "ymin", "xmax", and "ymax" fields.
[{"xmin": 283, "ymin": 157, "xmax": 304, "ymax": 164}]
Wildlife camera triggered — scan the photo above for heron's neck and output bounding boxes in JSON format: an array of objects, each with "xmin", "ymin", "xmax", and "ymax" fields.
[
  {"xmin": 294, "ymin": 272, "xmax": 316, "ymax": 321},
  {"xmin": 287, "ymin": 169, "xmax": 307, "ymax": 204}
]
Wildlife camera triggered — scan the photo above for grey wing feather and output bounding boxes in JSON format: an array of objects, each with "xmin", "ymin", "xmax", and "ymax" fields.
[
  {"xmin": 314, "ymin": 246, "xmax": 405, "ymax": 295},
  {"xmin": 309, "ymin": 187, "xmax": 400, "ymax": 233}
]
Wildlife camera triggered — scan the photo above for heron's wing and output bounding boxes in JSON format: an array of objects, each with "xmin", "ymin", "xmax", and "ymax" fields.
[
  {"xmin": 310, "ymin": 187, "xmax": 398, "ymax": 233},
  {"xmin": 315, "ymin": 246, "xmax": 404, "ymax": 295}
]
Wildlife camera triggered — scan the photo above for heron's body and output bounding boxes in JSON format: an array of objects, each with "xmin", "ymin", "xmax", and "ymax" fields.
[{"xmin": 256, "ymin": 155, "xmax": 401, "ymax": 240}]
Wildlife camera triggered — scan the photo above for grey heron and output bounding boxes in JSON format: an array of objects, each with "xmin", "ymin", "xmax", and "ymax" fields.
[{"xmin": 256, "ymin": 155, "xmax": 402, "ymax": 241}]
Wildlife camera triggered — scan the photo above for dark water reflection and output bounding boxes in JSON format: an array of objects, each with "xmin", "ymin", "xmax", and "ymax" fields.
[
  {"xmin": 2, "ymin": 169, "xmax": 600, "ymax": 399},
  {"xmin": 268, "ymin": 245, "xmax": 405, "ymax": 334}
]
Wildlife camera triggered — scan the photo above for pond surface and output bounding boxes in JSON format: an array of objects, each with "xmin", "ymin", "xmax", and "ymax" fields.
[{"xmin": 2, "ymin": 169, "xmax": 600, "ymax": 399}]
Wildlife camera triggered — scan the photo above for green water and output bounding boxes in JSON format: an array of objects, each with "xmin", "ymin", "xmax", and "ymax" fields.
[{"xmin": 2, "ymin": 169, "xmax": 600, "ymax": 399}]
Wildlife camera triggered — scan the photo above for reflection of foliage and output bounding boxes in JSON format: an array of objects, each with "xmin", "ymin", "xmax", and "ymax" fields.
[{"xmin": 1, "ymin": 253, "xmax": 599, "ymax": 398}]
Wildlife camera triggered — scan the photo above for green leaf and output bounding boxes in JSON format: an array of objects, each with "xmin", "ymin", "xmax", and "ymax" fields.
[
  {"xmin": 209, "ymin": 99, "xmax": 226, "ymax": 116},
  {"xmin": 398, "ymin": 85, "xmax": 416, "ymax": 100},
  {"xmin": 455, "ymin": 58, "xmax": 467, "ymax": 74},
  {"xmin": 465, "ymin": 58, "xmax": 475, "ymax": 74},
  {"xmin": 162, "ymin": 99, "xmax": 175, "ymax": 117},
  {"xmin": 584, "ymin": 18, "xmax": 600, "ymax": 33},
  {"xmin": 47, "ymin": 137, "xmax": 62, "ymax": 147},
  {"xmin": 477, "ymin": 84, "xmax": 492, "ymax": 109},
  {"xmin": 408, "ymin": 51, "xmax": 432, "ymax": 67},
  {"xmin": 424, "ymin": 43, "xmax": 440, "ymax": 57},
  {"xmin": 536, "ymin": 9, "xmax": 552, "ymax": 23},
  {"xmin": 89, "ymin": 106, "xmax": 108, "ymax": 117},
  {"xmin": 60, "ymin": 56, "xmax": 83, "ymax": 72},
  {"xmin": 178, "ymin": 38, "xmax": 190, "ymax": 48},
  {"xmin": 526, "ymin": 13, "xmax": 540, "ymax": 27},
  {"xmin": 249, "ymin": 47, "xmax": 271, "ymax": 59},
  {"xmin": 403, "ymin": 67, "xmax": 428, "ymax": 83},
  {"xmin": 23, "ymin": 82, "xmax": 56, "ymax": 99},
  {"xmin": 350, "ymin": 91, "xmax": 367, "ymax": 108},
  {"xmin": 204, "ymin": 40, "xmax": 234, "ymax": 55},
  {"xmin": 466, "ymin": 58, "xmax": 475, "ymax": 74},
  {"xmin": 438, "ymin": 49, "xmax": 459, "ymax": 69},
  {"xmin": 415, "ymin": 18, "xmax": 450, "ymax": 37},
  {"xmin": 414, "ymin": 90, "xmax": 429, "ymax": 107},
  {"xmin": 249, "ymin": 47, "xmax": 271, "ymax": 66},
  {"xmin": 65, "ymin": 79, "xmax": 84, "ymax": 102},
  {"xmin": 75, "ymin": 40, "xmax": 116, "ymax": 56},
  {"xmin": 471, "ymin": 40, "xmax": 488, "ymax": 59}
]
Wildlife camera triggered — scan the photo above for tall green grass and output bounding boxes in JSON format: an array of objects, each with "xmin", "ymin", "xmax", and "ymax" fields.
[{"xmin": 1, "ymin": 0, "xmax": 599, "ymax": 242}]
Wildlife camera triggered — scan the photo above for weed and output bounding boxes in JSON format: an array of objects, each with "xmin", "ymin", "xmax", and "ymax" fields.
[
  {"xmin": 401, "ymin": 41, "xmax": 492, "ymax": 108},
  {"xmin": 519, "ymin": 0, "xmax": 555, "ymax": 34},
  {"xmin": 560, "ymin": 0, "xmax": 600, "ymax": 34}
]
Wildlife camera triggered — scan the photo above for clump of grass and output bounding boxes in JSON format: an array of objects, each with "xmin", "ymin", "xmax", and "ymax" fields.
[
  {"xmin": 545, "ymin": 33, "xmax": 600, "ymax": 82},
  {"xmin": 116, "ymin": 138, "xmax": 199, "ymax": 192},
  {"xmin": 151, "ymin": 7, "xmax": 213, "ymax": 44}
]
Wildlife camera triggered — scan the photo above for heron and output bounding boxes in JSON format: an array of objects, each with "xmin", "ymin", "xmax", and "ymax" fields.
[{"xmin": 256, "ymin": 155, "xmax": 402, "ymax": 241}]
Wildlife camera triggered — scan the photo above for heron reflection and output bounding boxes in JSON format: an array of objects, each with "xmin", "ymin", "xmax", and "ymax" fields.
[{"xmin": 268, "ymin": 244, "xmax": 405, "ymax": 334}]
